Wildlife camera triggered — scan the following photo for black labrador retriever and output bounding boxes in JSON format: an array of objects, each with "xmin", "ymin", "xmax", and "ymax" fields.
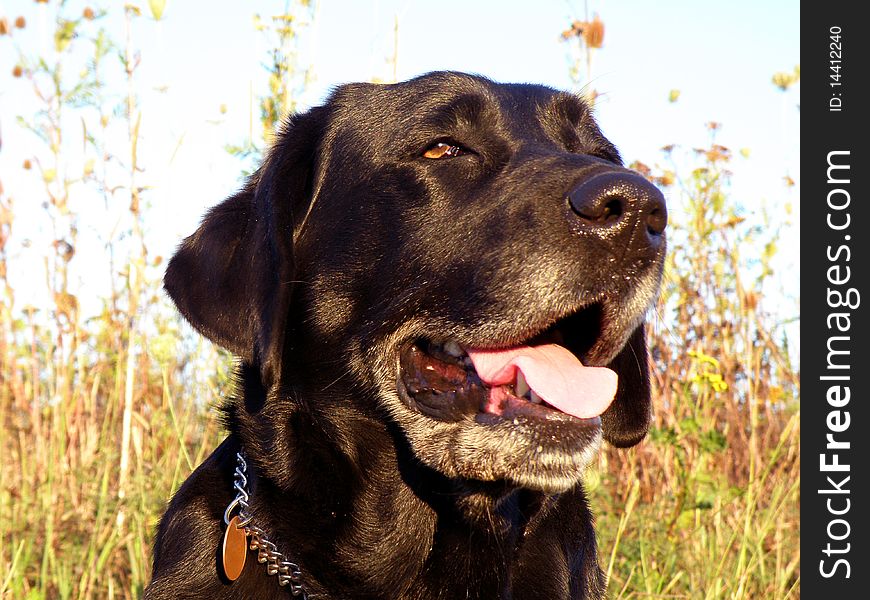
[{"xmin": 146, "ymin": 71, "xmax": 666, "ymax": 599}]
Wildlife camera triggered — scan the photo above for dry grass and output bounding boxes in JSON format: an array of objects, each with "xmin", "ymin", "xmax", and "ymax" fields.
[{"xmin": 590, "ymin": 139, "xmax": 800, "ymax": 599}]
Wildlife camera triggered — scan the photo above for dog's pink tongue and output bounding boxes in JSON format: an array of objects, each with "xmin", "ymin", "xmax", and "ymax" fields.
[{"xmin": 466, "ymin": 344, "xmax": 617, "ymax": 419}]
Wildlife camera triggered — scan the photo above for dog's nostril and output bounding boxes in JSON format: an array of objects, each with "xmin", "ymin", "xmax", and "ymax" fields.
[
  {"xmin": 568, "ymin": 185, "xmax": 625, "ymax": 226},
  {"xmin": 571, "ymin": 195, "xmax": 624, "ymax": 224},
  {"xmin": 647, "ymin": 206, "xmax": 667, "ymax": 236}
]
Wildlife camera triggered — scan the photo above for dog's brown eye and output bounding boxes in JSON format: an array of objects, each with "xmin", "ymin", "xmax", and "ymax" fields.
[{"xmin": 423, "ymin": 142, "xmax": 464, "ymax": 159}]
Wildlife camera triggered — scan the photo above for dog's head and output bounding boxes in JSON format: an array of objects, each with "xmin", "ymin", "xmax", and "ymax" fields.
[{"xmin": 165, "ymin": 72, "xmax": 666, "ymax": 493}]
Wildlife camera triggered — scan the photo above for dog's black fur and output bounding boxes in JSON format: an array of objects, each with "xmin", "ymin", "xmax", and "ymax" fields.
[{"xmin": 146, "ymin": 72, "xmax": 666, "ymax": 599}]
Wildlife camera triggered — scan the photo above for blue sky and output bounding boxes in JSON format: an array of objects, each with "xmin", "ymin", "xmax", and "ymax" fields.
[
  {"xmin": 1, "ymin": 0, "xmax": 799, "ymax": 325},
  {"xmin": 143, "ymin": 0, "xmax": 800, "ymax": 169}
]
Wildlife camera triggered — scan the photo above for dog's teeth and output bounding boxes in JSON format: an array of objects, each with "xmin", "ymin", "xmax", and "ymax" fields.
[
  {"xmin": 515, "ymin": 371, "xmax": 530, "ymax": 398},
  {"xmin": 444, "ymin": 340, "xmax": 463, "ymax": 357},
  {"xmin": 529, "ymin": 390, "xmax": 543, "ymax": 404}
]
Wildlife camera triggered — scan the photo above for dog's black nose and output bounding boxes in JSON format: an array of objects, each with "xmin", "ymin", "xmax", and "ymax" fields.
[{"xmin": 567, "ymin": 171, "xmax": 667, "ymax": 247}]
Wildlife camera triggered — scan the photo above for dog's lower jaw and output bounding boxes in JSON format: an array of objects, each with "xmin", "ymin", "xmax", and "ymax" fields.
[{"xmin": 384, "ymin": 395, "xmax": 604, "ymax": 495}]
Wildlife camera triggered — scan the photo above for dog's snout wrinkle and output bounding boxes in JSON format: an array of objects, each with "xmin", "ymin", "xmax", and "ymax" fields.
[{"xmin": 567, "ymin": 171, "xmax": 667, "ymax": 252}]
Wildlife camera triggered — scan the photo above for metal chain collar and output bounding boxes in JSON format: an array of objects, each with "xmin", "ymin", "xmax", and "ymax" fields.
[{"xmin": 223, "ymin": 452, "xmax": 309, "ymax": 598}]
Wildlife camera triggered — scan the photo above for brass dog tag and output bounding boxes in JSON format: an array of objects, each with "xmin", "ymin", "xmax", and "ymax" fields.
[{"xmin": 222, "ymin": 515, "xmax": 247, "ymax": 581}]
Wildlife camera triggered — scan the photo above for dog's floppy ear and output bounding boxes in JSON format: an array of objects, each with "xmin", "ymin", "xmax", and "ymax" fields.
[
  {"xmin": 601, "ymin": 324, "xmax": 652, "ymax": 447},
  {"xmin": 164, "ymin": 107, "xmax": 326, "ymax": 389}
]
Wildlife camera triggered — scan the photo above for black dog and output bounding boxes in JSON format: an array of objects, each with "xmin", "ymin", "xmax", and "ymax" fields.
[{"xmin": 146, "ymin": 71, "xmax": 666, "ymax": 599}]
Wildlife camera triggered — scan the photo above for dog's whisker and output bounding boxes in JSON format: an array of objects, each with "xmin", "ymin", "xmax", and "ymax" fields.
[{"xmin": 320, "ymin": 367, "xmax": 353, "ymax": 391}]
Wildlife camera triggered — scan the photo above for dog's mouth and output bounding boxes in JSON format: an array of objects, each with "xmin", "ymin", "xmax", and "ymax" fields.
[{"xmin": 397, "ymin": 302, "xmax": 617, "ymax": 426}]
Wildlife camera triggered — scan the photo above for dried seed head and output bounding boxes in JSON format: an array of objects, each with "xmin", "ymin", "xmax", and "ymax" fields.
[
  {"xmin": 629, "ymin": 160, "xmax": 652, "ymax": 178},
  {"xmin": 582, "ymin": 15, "xmax": 605, "ymax": 49},
  {"xmin": 771, "ymin": 71, "xmax": 798, "ymax": 91},
  {"xmin": 743, "ymin": 291, "xmax": 759, "ymax": 311},
  {"xmin": 655, "ymin": 171, "xmax": 675, "ymax": 187},
  {"xmin": 705, "ymin": 144, "xmax": 731, "ymax": 163}
]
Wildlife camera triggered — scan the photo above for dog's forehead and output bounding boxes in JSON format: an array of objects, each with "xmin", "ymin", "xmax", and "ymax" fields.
[{"xmin": 327, "ymin": 72, "xmax": 590, "ymax": 139}]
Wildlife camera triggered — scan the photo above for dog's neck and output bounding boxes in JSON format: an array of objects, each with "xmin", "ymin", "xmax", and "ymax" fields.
[{"xmin": 226, "ymin": 394, "xmax": 578, "ymax": 598}]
